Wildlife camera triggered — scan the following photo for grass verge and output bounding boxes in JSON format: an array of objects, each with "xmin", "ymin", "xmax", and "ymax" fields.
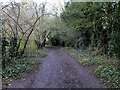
[
  {"xmin": 25, "ymin": 48, "xmax": 47, "ymax": 58},
  {"xmin": 62, "ymin": 47, "xmax": 119, "ymax": 88}
]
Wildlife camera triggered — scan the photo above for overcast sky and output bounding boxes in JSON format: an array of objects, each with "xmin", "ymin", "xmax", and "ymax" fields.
[
  {"xmin": 0, "ymin": 0, "xmax": 66, "ymax": 5},
  {"xmin": 0, "ymin": 0, "xmax": 69, "ymax": 14}
]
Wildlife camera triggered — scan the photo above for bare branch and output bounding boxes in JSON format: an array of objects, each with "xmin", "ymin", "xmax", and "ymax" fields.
[
  {"xmin": 6, "ymin": 19, "xmax": 16, "ymax": 37},
  {"xmin": 1, "ymin": 28, "xmax": 11, "ymax": 37},
  {"xmin": 2, "ymin": 9, "xmax": 24, "ymax": 32}
]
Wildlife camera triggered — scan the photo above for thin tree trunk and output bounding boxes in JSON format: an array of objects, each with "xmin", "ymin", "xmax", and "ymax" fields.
[{"xmin": 20, "ymin": 29, "xmax": 34, "ymax": 56}]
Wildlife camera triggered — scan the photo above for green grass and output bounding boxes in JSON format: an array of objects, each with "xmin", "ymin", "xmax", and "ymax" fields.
[
  {"xmin": 26, "ymin": 49, "xmax": 47, "ymax": 58},
  {"xmin": 63, "ymin": 47, "xmax": 118, "ymax": 66},
  {"xmin": 63, "ymin": 47, "xmax": 119, "ymax": 88}
]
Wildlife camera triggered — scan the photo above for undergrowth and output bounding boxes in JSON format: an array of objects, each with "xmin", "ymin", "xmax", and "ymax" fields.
[
  {"xmin": 26, "ymin": 49, "xmax": 47, "ymax": 58},
  {"xmin": 2, "ymin": 58, "xmax": 36, "ymax": 85},
  {"xmin": 63, "ymin": 47, "xmax": 119, "ymax": 88},
  {"xmin": 94, "ymin": 65, "xmax": 119, "ymax": 88},
  {"xmin": 2, "ymin": 48, "xmax": 47, "ymax": 85}
]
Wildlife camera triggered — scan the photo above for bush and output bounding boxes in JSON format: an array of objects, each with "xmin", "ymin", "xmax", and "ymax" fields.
[
  {"xmin": 64, "ymin": 47, "xmax": 119, "ymax": 88},
  {"xmin": 94, "ymin": 65, "xmax": 119, "ymax": 88},
  {"xmin": 49, "ymin": 34, "xmax": 61, "ymax": 46},
  {"xmin": 2, "ymin": 58, "xmax": 36, "ymax": 85}
]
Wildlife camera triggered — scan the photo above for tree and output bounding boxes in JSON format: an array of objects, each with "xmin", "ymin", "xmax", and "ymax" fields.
[
  {"xmin": 60, "ymin": 1, "xmax": 120, "ymax": 58},
  {"xmin": 1, "ymin": 1, "xmax": 50, "ymax": 67}
]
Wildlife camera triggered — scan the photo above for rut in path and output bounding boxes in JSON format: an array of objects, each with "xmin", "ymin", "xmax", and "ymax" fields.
[{"xmin": 7, "ymin": 47, "xmax": 105, "ymax": 88}]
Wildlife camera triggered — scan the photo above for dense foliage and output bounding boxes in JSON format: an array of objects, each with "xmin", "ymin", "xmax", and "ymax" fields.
[
  {"xmin": 59, "ymin": 2, "xmax": 120, "ymax": 88},
  {"xmin": 60, "ymin": 2, "xmax": 120, "ymax": 59},
  {"xmin": 94, "ymin": 65, "xmax": 119, "ymax": 88},
  {"xmin": 1, "ymin": 1, "xmax": 120, "ymax": 88},
  {"xmin": 46, "ymin": 17, "xmax": 77, "ymax": 47}
]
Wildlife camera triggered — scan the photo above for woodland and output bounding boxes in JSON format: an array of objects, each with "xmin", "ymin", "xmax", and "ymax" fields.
[{"xmin": 0, "ymin": 1, "xmax": 120, "ymax": 88}]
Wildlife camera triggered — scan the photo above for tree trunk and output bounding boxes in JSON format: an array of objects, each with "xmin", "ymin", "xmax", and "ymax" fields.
[{"xmin": 20, "ymin": 29, "xmax": 34, "ymax": 56}]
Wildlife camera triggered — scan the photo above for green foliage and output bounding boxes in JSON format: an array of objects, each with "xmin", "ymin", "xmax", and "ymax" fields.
[
  {"xmin": 26, "ymin": 49, "xmax": 47, "ymax": 58},
  {"xmin": 61, "ymin": 2, "xmax": 120, "ymax": 58},
  {"xmin": 108, "ymin": 31, "xmax": 120, "ymax": 57},
  {"xmin": 2, "ymin": 37, "xmax": 9, "ymax": 68},
  {"xmin": 64, "ymin": 47, "xmax": 119, "ymax": 88},
  {"xmin": 23, "ymin": 39, "xmax": 47, "ymax": 58},
  {"xmin": 47, "ymin": 17, "xmax": 77, "ymax": 47},
  {"xmin": 94, "ymin": 65, "xmax": 120, "ymax": 88},
  {"xmin": 48, "ymin": 33, "xmax": 61, "ymax": 46},
  {"xmin": 2, "ymin": 37, "xmax": 47, "ymax": 85},
  {"xmin": 61, "ymin": 3, "xmax": 120, "ymax": 88},
  {"xmin": 61, "ymin": 3, "xmax": 91, "ymax": 31},
  {"xmin": 2, "ymin": 58, "xmax": 36, "ymax": 85},
  {"xmin": 64, "ymin": 47, "xmax": 118, "ymax": 66}
]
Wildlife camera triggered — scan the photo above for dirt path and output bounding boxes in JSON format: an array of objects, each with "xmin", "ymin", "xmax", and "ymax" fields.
[{"xmin": 6, "ymin": 47, "xmax": 105, "ymax": 88}]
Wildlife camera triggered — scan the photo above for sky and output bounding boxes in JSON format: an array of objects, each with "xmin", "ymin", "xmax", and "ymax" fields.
[
  {"xmin": 0, "ymin": 0, "xmax": 61, "ymax": 3},
  {"xmin": 0, "ymin": 0, "xmax": 68, "ymax": 14},
  {"xmin": 0, "ymin": 0, "xmax": 66, "ymax": 5}
]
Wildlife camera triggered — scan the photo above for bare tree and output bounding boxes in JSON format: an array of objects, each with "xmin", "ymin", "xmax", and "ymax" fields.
[
  {"xmin": 31, "ymin": 2, "xmax": 60, "ymax": 49},
  {"xmin": 1, "ymin": 1, "xmax": 51, "ymax": 58}
]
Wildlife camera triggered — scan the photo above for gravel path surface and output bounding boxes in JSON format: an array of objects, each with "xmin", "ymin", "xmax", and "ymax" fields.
[{"xmin": 6, "ymin": 47, "xmax": 105, "ymax": 88}]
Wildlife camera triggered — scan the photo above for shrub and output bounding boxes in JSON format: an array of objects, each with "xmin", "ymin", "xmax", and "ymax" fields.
[
  {"xmin": 2, "ymin": 58, "xmax": 36, "ymax": 85},
  {"xmin": 94, "ymin": 65, "xmax": 119, "ymax": 88}
]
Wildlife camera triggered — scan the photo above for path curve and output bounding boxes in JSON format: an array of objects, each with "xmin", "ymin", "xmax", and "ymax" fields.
[{"xmin": 6, "ymin": 47, "xmax": 105, "ymax": 88}]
